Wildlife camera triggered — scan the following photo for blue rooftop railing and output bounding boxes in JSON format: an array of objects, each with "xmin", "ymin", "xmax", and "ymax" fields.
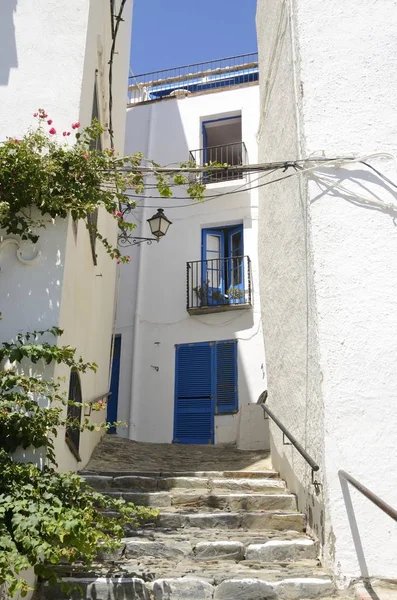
[{"xmin": 128, "ymin": 53, "xmax": 259, "ymax": 103}]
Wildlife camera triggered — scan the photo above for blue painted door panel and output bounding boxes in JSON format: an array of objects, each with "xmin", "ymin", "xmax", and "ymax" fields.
[
  {"xmin": 107, "ymin": 335, "xmax": 121, "ymax": 434},
  {"xmin": 174, "ymin": 343, "xmax": 214, "ymax": 444}
]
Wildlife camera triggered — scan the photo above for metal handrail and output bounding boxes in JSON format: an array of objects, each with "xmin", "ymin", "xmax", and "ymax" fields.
[
  {"xmin": 91, "ymin": 391, "xmax": 112, "ymax": 404},
  {"xmin": 339, "ymin": 470, "xmax": 397, "ymax": 522},
  {"xmin": 83, "ymin": 391, "xmax": 112, "ymax": 417},
  {"xmin": 258, "ymin": 394, "xmax": 320, "ymax": 475}
]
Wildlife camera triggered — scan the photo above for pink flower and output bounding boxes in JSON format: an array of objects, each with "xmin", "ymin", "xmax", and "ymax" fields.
[
  {"xmin": 49, "ymin": 127, "xmax": 56, "ymax": 135},
  {"xmin": 72, "ymin": 122, "xmax": 81, "ymax": 130},
  {"xmin": 67, "ymin": 132, "xmax": 71, "ymax": 136},
  {"xmin": 33, "ymin": 112, "xmax": 38, "ymax": 117},
  {"xmin": 47, "ymin": 119, "xmax": 53, "ymax": 125},
  {"xmin": 62, "ymin": 132, "xmax": 67, "ymax": 137}
]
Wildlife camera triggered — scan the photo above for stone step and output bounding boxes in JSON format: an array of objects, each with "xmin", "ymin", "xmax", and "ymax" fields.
[
  {"xmin": 83, "ymin": 469, "xmax": 279, "ymax": 479},
  {"xmin": 155, "ymin": 510, "xmax": 305, "ymax": 532},
  {"xmin": 103, "ymin": 490, "xmax": 297, "ymax": 511},
  {"xmin": 101, "ymin": 536, "xmax": 318, "ymax": 563},
  {"xmin": 42, "ymin": 573, "xmax": 336, "ymax": 599},
  {"xmin": 124, "ymin": 526, "xmax": 314, "ymax": 545},
  {"xmin": 83, "ymin": 474, "xmax": 287, "ymax": 494}
]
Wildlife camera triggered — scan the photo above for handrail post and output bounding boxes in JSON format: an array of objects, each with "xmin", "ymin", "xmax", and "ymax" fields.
[{"xmin": 259, "ymin": 397, "xmax": 320, "ymax": 487}]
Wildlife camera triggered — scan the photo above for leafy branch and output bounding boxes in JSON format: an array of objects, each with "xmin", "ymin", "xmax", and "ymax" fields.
[{"xmin": 0, "ymin": 328, "xmax": 158, "ymax": 595}]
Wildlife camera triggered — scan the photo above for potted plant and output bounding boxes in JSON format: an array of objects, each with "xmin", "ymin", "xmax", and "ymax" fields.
[
  {"xmin": 193, "ymin": 281, "xmax": 209, "ymax": 307},
  {"xmin": 226, "ymin": 286, "xmax": 246, "ymax": 303}
]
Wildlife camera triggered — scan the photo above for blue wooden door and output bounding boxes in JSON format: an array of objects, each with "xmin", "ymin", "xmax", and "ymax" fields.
[
  {"xmin": 174, "ymin": 340, "xmax": 238, "ymax": 444},
  {"xmin": 107, "ymin": 335, "xmax": 121, "ymax": 434},
  {"xmin": 174, "ymin": 342, "xmax": 215, "ymax": 444}
]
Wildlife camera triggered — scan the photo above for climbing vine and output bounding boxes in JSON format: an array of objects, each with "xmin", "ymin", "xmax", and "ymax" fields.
[{"xmin": 0, "ymin": 113, "xmax": 209, "ymax": 597}]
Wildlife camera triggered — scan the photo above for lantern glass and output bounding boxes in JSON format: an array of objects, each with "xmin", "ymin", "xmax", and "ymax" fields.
[{"xmin": 147, "ymin": 209, "xmax": 172, "ymax": 239}]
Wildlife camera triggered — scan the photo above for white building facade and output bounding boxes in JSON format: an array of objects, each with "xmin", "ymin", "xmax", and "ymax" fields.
[
  {"xmin": 0, "ymin": 0, "xmax": 133, "ymax": 471},
  {"xmin": 256, "ymin": 0, "xmax": 397, "ymax": 586},
  {"xmin": 115, "ymin": 56, "xmax": 269, "ymax": 449}
]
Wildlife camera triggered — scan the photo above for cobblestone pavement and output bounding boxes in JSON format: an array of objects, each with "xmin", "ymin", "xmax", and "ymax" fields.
[{"xmin": 84, "ymin": 435, "xmax": 273, "ymax": 473}]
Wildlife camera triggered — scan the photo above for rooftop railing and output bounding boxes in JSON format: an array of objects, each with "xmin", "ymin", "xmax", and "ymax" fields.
[{"xmin": 128, "ymin": 53, "xmax": 259, "ymax": 104}]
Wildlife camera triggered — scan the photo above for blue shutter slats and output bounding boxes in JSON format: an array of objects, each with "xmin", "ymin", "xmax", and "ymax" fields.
[
  {"xmin": 174, "ymin": 343, "xmax": 214, "ymax": 444},
  {"xmin": 174, "ymin": 398, "xmax": 213, "ymax": 444},
  {"xmin": 174, "ymin": 340, "xmax": 238, "ymax": 444},
  {"xmin": 216, "ymin": 340, "xmax": 238, "ymax": 414},
  {"xmin": 177, "ymin": 344, "xmax": 212, "ymax": 398}
]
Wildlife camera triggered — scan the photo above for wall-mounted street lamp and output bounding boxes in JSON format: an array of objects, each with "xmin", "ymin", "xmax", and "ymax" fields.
[{"xmin": 118, "ymin": 208, "xmax": 172, "ymax": 248}]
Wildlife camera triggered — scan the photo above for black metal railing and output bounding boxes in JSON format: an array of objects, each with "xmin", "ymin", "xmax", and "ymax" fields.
[
  {"xmin": 128, "ymin": 53, "xmax": 258, "ymax": 103},
  {"xmin": 187, "ymin": 256, "xmax": 251, "ymax": 312},
  {"xmin": 258, "ymin": 392, "xmax": 320, "ymax": 482},
  {"xmin": 189, "ymin": 142, "xmax": 247, "ymax": 183},
  {"xmin": 339, "ymin": 470, "xmax": 397, "ymax": 522}
]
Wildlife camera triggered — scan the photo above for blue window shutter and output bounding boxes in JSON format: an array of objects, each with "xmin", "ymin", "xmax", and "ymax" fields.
[
  {"xmin": 174, "ymin": 343, "xmax": 214, "ymax": 444},
  {"xmin": 215, "ymin": 340, "xmax": 238, "ymax": 414},
  {"xmin": 176, "ymin": 343, "xmax": 212, "ymax": 398}
]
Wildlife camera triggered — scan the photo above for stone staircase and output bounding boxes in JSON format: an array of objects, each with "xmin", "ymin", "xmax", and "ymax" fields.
[{"xmin": 41, "ymin": 453, "xmax": 356, "ymax": 599}]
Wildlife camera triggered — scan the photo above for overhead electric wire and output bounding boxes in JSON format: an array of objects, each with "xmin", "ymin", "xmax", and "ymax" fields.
[
  {"xmin": 359, "ymin": 161, "xmax": 397, "ymax": 192},
  {"xmin": 112, "ymin": 156, "xmax": 357, "ymax": 174}
]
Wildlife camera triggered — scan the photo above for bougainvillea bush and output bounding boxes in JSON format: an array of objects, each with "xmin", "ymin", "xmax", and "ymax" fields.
[{"xmin": 0, "ymin": 108, "xmax": 205, "ymax": 262}]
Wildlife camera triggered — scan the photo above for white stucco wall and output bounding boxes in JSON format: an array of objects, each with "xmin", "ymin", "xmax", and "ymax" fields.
[
  {"xmin": 256, "ymin": 0, "xmax": 326, "ymax": 555},
  {"xmin": 117, "ymin": 84, "xmax": 269, "ymax": 447},
  {"xmin": 0, "ymin": 0, "xmax": 133, "ymax": 471},
  {"xmin": 257, "ymin": 0, "xmax": 397, "ymax": 584}
]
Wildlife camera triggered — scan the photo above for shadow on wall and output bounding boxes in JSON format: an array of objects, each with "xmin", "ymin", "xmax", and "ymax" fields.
[
  {"xmin": 310, "ymin": 166, "xmax": 397, "ymax": 218},
  {"xmin": 0, "ymin": 236, "xmax": 65, "ymax": 341},
  {"xmin": 0, "ymin": 0, "xmax": 18, "ymax": 86}
]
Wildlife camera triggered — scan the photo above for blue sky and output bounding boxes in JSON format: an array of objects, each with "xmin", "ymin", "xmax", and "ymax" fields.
[{"xmin": 130, "ymin": 0, "xmax": 258, "ymax": 76}]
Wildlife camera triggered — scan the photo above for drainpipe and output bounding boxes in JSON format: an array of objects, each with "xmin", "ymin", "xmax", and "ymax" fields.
[{"xmin": 128, "ymin": 102, "xmax": 155, "ymax": 439}]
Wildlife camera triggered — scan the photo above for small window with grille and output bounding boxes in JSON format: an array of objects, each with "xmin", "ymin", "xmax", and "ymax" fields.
[{"xmin": 65, "ymin": 368, "xmax": 83, "ymax": 460}]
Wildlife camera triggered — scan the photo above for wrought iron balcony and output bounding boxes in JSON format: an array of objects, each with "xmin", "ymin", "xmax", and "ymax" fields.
[
  {"xmin": 189, "ymin": 141, "xmax": 248, "ymax": 183},
  {"xmin": 187, "ymin": 256, "xmax": 252, "ymax": 315},
  {"xmin": 128, "ymin": 53, "xmax": 258, "ymax": 104}
]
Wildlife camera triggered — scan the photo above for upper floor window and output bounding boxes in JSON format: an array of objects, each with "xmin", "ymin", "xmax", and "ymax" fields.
[
  {"xmin": 202, "ymin": 224, "xmax": 244, "ymax": 305},
  {"xmin": 189, "ymin": 114, "xmax": 246, "ymax": 183},
  {"xmin": 186, "ymin": 223, "xmax": 252, "ymax": 314}
]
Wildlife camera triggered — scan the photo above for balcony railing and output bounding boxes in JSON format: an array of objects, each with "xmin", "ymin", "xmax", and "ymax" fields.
[
  {"xmin": 187, "ymin": 256, "xmax": 252, "ymax": 314},
  {"xmin": 189, "ymin": 142, "xmax": 247, "ymax": 183},
  {"xmin": 128, "ymin": 53, "xmax": 258, "ymax": 104}
]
